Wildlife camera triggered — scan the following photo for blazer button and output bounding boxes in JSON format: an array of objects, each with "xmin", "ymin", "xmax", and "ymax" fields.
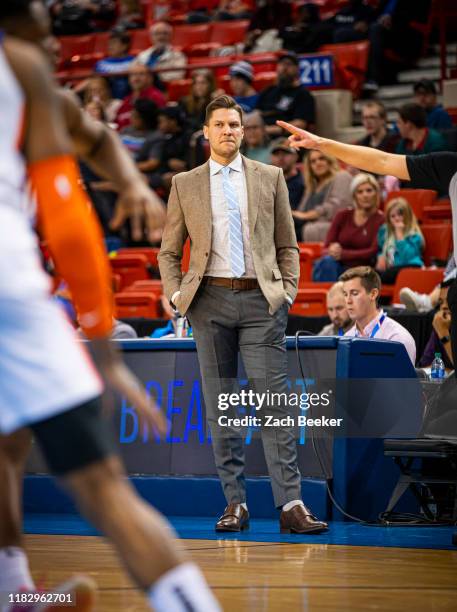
[
  {"xmin": 205, "ymin": 252, "xmax": 209, "ymax": 257},
  {"xmin": 198, "ymin": 275, "xmax": 202, "ymax": 280}
]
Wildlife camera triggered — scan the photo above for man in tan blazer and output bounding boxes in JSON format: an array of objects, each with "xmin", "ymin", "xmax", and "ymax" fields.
[{"xmin": 159, "ymin": 95, "xmax": 327, "ymax": 534}]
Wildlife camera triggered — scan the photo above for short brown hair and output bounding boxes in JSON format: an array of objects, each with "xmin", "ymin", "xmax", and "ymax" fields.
[
  {"xmin": 362, "ymin": 100, "xmax": 386, "ymax": 120},
  {"xmin": 398, "ymin": 103, "xmax": 427, "ymax": 129},
  {"xmin": 204, "ymin": 95, "xmax": 243, "ymax": 125},
  {"xmin": 339, "ymin": 266, "xmax": 381, "ymax": 293}
]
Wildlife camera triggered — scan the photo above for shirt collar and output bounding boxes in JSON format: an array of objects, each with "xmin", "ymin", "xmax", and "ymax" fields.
[
  {"xmin": 209, "ymin": 153, "xmax": 243, "ymax": 176},
  {"xmin": 356, "ymin": 309, "xmax": 386, "ymax": 337}
]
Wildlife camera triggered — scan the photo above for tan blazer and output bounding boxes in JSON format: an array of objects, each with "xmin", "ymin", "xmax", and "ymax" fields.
[{"xmin": 158, "ymin": 155, "xmax": 299, "ymax": 315}]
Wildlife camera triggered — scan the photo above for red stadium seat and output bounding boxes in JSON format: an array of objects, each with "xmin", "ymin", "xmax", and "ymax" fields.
[
  {"xmin": 289, "ymin": 289, "xmax": 328, "ymax": 316},
  {"xmin": 298, "ymin": 242, "xmax": 324, "ymax": 259},
  {"xmin": 209, "ymin": 20, "xmax": 250, "ymax": 45},
  {"xmin": 117, "ymin": 247, "xmax": 160, "ymax": 268},
  {"xmin": 130, "ymin": 29, "xmax": 151, "ymax": 55},
  {"xmin": 392, "ymin": 268, "xmax": 445, "ymax": 304},
  {"xmin": 167, "ymin": 78, "xmax": 192, "ymax": 101},
  {"xmin": 187, "ymin": 43, "xmax": 222, "ymax": 57},
  {"xmin": 58, "ymin": 35, "xmax": 98, "ymax": 69},
  {"xmin": 421, "ymin": 224, "xmax": 453, "ymax": 266},
  {"xmin": 110, "ymin": 253, "xmax": 151, "ymax": 290},
  {"xmin": 423, "ymin": 198, "xmax": 452, "ymax": 222},
  {"xmin": 248, "ymin": 53, "xmax": 278, "ymax": 73},
  {"xmin": 182, "ymin": 239, "xmax": 191, "ymax": 272},
  {"xmin": 114, "ymin": 292, "xmax": 160, "ymax": 318},
  {"xmin": 385, "ymin": 189, "xmax": 438, "ymax": 223},
  {"xmin": 320, "ymin": 41, "xmax": 370, "ymax": 97},
  {"xmin": 93, "ymin": 32, "xmax": 110, "ymax": 60},
  {"xmin": 125, "ymin": 280, "xmax": 163, "ymax": 298},
  {"xmin": 172, "ymin": 24, "xmax": 212, "ymax": 49},
  {"xmin": 298, "ymin": 248, "xmax": 314, "ymax": 284}
]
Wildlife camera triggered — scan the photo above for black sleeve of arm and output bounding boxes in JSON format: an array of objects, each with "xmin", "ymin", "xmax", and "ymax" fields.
[{"xmin": 405, "ymin": 152, "xmax": 457, "ymax": 194}]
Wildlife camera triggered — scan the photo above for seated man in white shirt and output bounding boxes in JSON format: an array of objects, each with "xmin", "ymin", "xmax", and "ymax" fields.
[{"xmin": 340, "ymin": 266, "xmax": 417, "ymax": 364}]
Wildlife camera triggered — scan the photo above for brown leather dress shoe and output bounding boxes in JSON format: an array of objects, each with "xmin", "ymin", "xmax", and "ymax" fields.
[
  {"xmin": 280, "ymin": 504, "xmax": 328, "ymax": 534},
  {"xmin": 215, "ymin": 503, "xmax": 250, "ymax": 532}
]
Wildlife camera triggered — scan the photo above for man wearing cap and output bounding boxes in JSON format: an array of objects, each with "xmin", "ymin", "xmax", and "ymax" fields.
[
  {"xmin": 270, "ymin": 137, "xmax": 304, "ymax": 240},
  {"xmin": 229, "ymin": 60, "xmax": 259, "ymax": 113},
  {"xmin": 159, "ymin": 95, "xmax": 328, "ymax": 535},
  {"xmin": 255, "ymin": 51, "xmax": 315, "ymax": 138},
  {"xmin": 413, "ymin": 79, "xmax": 453, "ymax": 130}
]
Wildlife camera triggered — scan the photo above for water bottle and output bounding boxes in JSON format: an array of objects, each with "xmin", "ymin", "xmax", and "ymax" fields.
[{"xmin": 430, "ymin": 352, "xmax": 445, "ymax": 381}]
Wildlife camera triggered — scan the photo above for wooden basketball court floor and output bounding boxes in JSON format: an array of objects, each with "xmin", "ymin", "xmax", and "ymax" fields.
[{"xmin": 24, "ymin": 534, "xmax": 457, "ymax": 611}]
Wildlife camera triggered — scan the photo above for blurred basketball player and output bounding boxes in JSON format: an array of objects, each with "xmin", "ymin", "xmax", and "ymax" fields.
[{"xmin": 0, "ymin": 2, "xmax": 220, "ymax": 611}]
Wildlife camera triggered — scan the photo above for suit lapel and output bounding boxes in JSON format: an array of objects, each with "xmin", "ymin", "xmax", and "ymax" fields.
[
  {"xmin": 243, "ymin": 155, "xmax": 260, "ymax": 236},
  {"xmin": 195, "ymin": 160, "xmax": 212, "ymax": 240}
]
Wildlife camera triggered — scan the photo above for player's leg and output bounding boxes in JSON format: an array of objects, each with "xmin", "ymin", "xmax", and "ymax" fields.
[
  {"xmin": 0, "ymin": 430, "xmax": 35, "ymax": 595},
  {"xmin": 31, "ymin": 398, "xmax": 221, "ymax": 611}
]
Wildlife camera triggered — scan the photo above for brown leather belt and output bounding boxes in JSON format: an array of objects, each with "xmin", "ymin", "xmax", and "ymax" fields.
[{"xmin": 202, "ymin": 276, "xmax": 259, "ymax": 290}]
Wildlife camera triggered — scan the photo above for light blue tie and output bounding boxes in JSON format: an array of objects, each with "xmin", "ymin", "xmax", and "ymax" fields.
[{"xmin": 221, "ymin": 165, "xmax": 245, "ymax": 278}]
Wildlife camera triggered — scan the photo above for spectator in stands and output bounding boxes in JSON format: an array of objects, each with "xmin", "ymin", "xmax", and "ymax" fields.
[
  {"xmin": 356, "ymin": 101, "xmax": 399, "ymax": 152},
  {"xmin": 150, "ymin": 106, "xmax": 190, "ymax": 192},
  {"xmin": 418, "ymin": 281, "xmax": 454, "ymax": 370},
  {"xmin": 330, "ymin": 0, "xmax": 377, "ymax": 44},
  {"xmin": 229, "ymin": 61, "xmax": 258, "ymax": 113},
  {"xmin": 293, "ymin": 150, "xmax": 352, "ymax": 242},
  {"xmin": 341, "ymin": 266, "xmax": 416, "ymax": 364},
  {"xmin": 376, "ymin": 197, "xmax": 424, "ymax": 284},
  {"xmin": 84, "ymin": 99, "xmax": 106, "ymax": 122},
  {"xmin": 363, "ymin": 0, "xmax": 432, "ymax": 95},
  {"xmin": 179, "ymin": 69, "xmax": 220, "ymax": 132},
  {"xmin": 269, "ymin": 138, "xmax": 304, "ymax": 241},
  {"xmin": 81, "ymin": 75, "xmax": 122, "ymax": 124},
  {"xmin": 95, "ymin": 28, "xmax": 135, "ymax": 100},
  {"xmin": 318, "ymin": 282, "xmax": 352, "ymax": 336},
  {"xmin": 115, "ymin": 64, "xmax": 166, "ymax": 131},
  {"xmin": 280, "ymin": 2, "xmax": 322, "ymax": 54},
  {"xmin": 241, "ymin": 111, "xmax": 271, "ymax": 164},
  {"xmin": 50, "ymin": 0, "xmax": 115, "ymax": 35},
  {"xmin": 256, "ymin": 52, "xmax": 315, "ymax": 138},
  {"xmin": 114, "ymin": 0, "xmax": 145, "ymax": 30},
  {"xmin": 313, "ymin": 173, "xmax": 384, "ymax": 281},
  {"xmin": 120, "ymin": 98, "xmax": 161, "ymax": 158},
  {"xmin": 413, "ymin": 79, "xmax": 453, "ymax": 130},
  {"xmin": 396, "ymin": 103, "xmax": 447, "ymax": 156},
  {"xmin": 215, "ymin": 0, "xmax": 252, "ymax": 21},
  {"xmin": 136, "ymin": 21, "xmax": 187, "ymax": 83},
  {"xmin": 248, "ymin": 0, "xmax": 292, "ymax": 39}
]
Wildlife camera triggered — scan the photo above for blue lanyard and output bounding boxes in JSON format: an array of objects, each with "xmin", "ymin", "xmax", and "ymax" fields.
[
  {"xmin": 355, "ymin": 313, "xmax": 386, "ymax": 338},
  {"xmin": 338, "ymin": 328, "xmax": 344, "ymax": 336}
]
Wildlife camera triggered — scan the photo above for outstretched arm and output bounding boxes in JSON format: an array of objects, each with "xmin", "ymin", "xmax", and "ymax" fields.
[{"xmin": 276, "ymin": 120, "xmax": 410, "ymax": 180}]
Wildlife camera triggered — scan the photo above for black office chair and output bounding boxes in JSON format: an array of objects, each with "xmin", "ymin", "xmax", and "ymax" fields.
[{"xmin": 382, "ymin": 373, "xmax": 457, "ymax": 522}]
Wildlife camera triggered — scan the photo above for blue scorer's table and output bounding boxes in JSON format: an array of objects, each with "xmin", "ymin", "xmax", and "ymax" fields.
[{"xmin": 25, "ymin": 337, "xmax": 423, "ymax": 521}]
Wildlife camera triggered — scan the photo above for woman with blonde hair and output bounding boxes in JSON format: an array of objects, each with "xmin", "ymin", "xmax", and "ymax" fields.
[
  {"xmin": 376, "ymin": 197, "xmax": 425, "ymax": 284},
  {"xmin": 313, "ymin": 173, "xmax": 385, "ymax": 281},
  {"xmin": 293, "ymin": 149, "xmax": 352, "ymax": 242}
]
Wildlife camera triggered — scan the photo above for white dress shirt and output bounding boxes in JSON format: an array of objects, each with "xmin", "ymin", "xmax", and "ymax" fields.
[
  {"xmin": 206, "ymin": 154, "xmax": 256, "ymax": 278},
  {"xmin": 345, "ymin": 309, "xmax": 417, "ymax": 365}
]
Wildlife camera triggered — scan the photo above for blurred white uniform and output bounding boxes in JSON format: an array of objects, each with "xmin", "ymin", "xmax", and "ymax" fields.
[{"xmin": 0, "ymin": 39, "xmax": 102, "ymax": 435}]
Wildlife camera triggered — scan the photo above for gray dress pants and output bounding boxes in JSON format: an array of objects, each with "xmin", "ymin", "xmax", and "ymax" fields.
[{"xmin": 186, "ymin": 285, "xmax": 302, "ymax": 508}]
